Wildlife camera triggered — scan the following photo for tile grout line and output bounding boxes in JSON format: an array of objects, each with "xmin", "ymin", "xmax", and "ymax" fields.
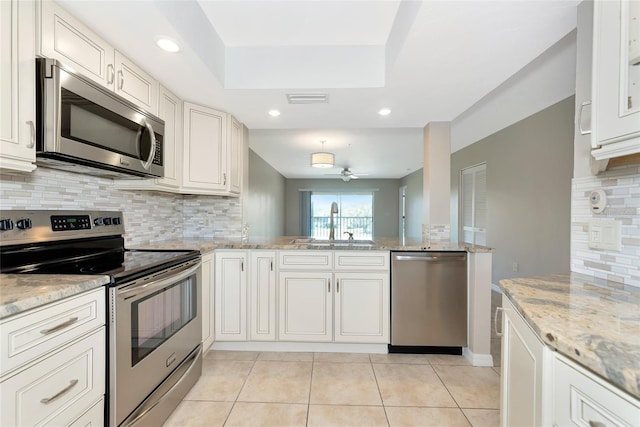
[
  {"xmin": 305, "ymin": 352, "xmax": 315, "ymax": 427},
  {"xmin": 369, "ymin": 354, "xmax": 392, "ymax": 427},
  {"xmin": 221, "ymin": 353, "xmax": 259, "ymax": 426}
]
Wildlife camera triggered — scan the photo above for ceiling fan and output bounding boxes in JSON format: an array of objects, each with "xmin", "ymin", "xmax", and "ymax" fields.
[{"xmin": 325, "ymin": 167, "xmax": 368, "ymax": 182}]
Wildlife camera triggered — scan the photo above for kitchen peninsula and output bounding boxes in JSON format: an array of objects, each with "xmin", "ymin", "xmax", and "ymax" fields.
[{"xmin": 133, "ymin": 236, "xmax": 495, "ymax": 367}]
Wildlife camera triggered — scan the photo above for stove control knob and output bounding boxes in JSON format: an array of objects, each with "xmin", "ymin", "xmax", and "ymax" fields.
[
  {"xmin": 16, "ymin": 219, "xmax": 32, "ymax": 230},
  {"xmin": 94, "ymin": 217, "xmax": 104, "ymax": 226},
  {"xmin": 0, "ymin": 219, "xmax": 14, "ymax": 231},
  {"xmin": 103, "ymin": 217, "xmax": 112, "ymax": 226},
  {"xmin": 112, "ymin": 217, "xmax": 121, "ymax": 225}
]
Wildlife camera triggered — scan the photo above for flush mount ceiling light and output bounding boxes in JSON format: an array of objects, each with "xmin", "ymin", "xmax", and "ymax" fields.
[
  {"xmin": 268, "ymin": 109, "xmax": 281, "ymax": 117},
  {"xmin": 156, "ymin": 37, "xmax": 180, "ymax": 53},
  {"xmin": 311, "ymin": 141, "xmax": 335, "ymax": 168},
  {"xmin": 378, "ymin": 108, "xmax": 391, "ymax": 116}
]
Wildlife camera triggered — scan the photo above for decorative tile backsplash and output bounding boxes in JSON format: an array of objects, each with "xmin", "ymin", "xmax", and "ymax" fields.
[
  {"xmin": 422, "ymin": 223, "xmax": 451, "ymax": 245},
  {"xmin": 0, "ymin": 168, "xmax": 242, "ymax": 246},
  {"xmin": 571, "ymin": 164, "xmax": 640, "ymax": 287}
]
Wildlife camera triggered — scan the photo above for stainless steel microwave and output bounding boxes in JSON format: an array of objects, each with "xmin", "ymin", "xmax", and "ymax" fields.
[{"xmin": 36, "ymin": 58, "xmax": 164, "ymax": 178}]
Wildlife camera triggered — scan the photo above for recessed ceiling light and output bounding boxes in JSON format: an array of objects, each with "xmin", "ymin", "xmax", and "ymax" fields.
[
  {"xmin": 378, "ymin": 108, "xmax": 391, "ymax": 116},
  {"xmin": 156, "ymin": 37, "xmax": 180, "ymax": 53},
  {"xmin": 268, "ymin": 109, "xmax": 281, "ymax": 117}
]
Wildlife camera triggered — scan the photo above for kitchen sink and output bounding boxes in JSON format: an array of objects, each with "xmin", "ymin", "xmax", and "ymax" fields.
[{"xmin": 289, "ymin": 238, "xmax": 376, "ymax": 246}]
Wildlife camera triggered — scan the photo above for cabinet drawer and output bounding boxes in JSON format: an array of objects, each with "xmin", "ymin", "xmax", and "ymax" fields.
[
  {"xmin": 1, "ymin": 288, "xmax": 105, "ymax": 376},
  {"xmin": 279, "ymin": 251, "xmax": 333, "ymax": 270},
  {"xmin": 69, "ymin": 397, "xmax": 104, "ymax": 427},
  {"xmin": 334, "ymin": 251, "xmax": 389, "ymax": 270},
  {"xmin": 553, "ymin": 353, "xmax": 640, "ymax": 426},
  {"xmin": 0, "ymin": 327, "xmax": 106, "ymax": 427}
]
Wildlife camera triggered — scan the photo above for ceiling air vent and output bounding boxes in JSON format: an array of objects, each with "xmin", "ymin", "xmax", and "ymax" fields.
[{"xmin": 286, "ymin": 93, "xmax": 329, "ymax": 104}]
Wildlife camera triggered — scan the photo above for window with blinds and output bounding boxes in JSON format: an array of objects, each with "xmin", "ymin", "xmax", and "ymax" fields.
[{"xmin": 460, "ymin": 163, "xmax": 487, "ymax": 245}]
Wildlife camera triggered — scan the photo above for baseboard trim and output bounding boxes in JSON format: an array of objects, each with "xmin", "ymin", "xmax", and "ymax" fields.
[
  {"xmin": 463, "ymin": 348, "xmax": 495, "ymax": 367},
  {"xmin": 211, "ymin": 341, "xmax": 389, "ymax": 354}
]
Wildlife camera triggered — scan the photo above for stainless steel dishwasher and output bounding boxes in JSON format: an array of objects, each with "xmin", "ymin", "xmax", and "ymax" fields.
[{"xmin": 390, "ymin": 251, "xmax": 467, "ymax": 352}]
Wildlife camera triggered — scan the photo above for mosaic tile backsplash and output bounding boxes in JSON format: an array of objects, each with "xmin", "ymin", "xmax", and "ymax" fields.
[
  {"xmin": 571, "ymin": 164, "xmax": 640, "ymax": 287},
  {"xmin": 0, "ymin": 168, "xmax": 243, "ymax": 246}
]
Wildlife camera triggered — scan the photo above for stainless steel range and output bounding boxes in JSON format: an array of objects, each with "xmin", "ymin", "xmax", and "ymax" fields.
[{"xmin": 0, "ymin": 210, "xmax": 202, "ymax": 426}]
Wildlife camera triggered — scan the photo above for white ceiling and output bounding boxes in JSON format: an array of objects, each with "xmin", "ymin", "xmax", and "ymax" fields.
[{"xmin": 57, "ymin": 0, "xmax": 580, "ymax": 179}]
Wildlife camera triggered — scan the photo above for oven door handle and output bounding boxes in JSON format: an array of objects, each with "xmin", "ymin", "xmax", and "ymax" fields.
[{"xmin": 118, "ymin": 261, "xmax": 200, "ymax": 300}]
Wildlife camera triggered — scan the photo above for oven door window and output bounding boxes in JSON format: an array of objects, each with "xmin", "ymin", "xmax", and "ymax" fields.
[{"xmin": 130, "ymin": 276, "xmax": 197, "ymax": 365}]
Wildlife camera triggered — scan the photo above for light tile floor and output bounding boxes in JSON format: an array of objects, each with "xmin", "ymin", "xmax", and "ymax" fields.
[
  {"xmin": 164, "ymin": 350, "xmax": 501, "ymax": 427},
  {"xmin": 164, "ymin": 291, "xmax": 504, "ymax": 426}
]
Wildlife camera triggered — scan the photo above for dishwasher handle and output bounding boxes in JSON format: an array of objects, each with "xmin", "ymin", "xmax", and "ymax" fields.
[{"xmin": 393, "ymin": 254, "xmax": 466, "ymax": 262}]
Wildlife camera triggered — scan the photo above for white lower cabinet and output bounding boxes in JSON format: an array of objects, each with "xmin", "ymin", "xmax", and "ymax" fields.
[
  {"xmin": 552, "ymin": 353, "xmax": 640, "ymax": 427},
  {"xmin": 500, "ymin": 294, "xmax": 550, "ymax": 426},
  {"xmin": 0, "ymin": 287, "xmax": 106, "ymax": 427},
  {"xmin": 500, "ymin": 294, "xmax": 640, "ymax": 427},
  {"xmin": 249, "ymin": 251, "xmax": 277, "ymax": 341},
  {"xmin": 334, "ymin": 272, "xmax": 389, "ymax": 343},
  {"xmin": 201, "ymin": 252, "xmax": 215, "ymax": 351},
  {"xmin": 278, "ymin": 271, "xmax": 333, "ymax": 342},
  {"xmin": 214, "ymin": 251, "xmax": 247, "ymax": 341}
]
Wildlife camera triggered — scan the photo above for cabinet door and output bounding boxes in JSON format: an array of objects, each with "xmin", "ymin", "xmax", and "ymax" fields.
[
  {"xmin": 592, "ymin": 0, "xmax": 640, "ymax": 156},
  {"xmin": 228, "ymin": 115, "xmax": 243, "ymax": 195},
  {"xmin": 0, "ymin": 0, "xmax": 37, "ymax": 172},
  {"xmin": 249, "ymin": 251, "xmax": 277, "ymax": 341},
  {"xmin": 278, "ymin": 272, "xmax": 332, "ymax": 342},
  {"xmin": 214, "ymin": 252, "xmax": 247, "ymax": 341},
  {"xmin": 500, "ymin": 295, "xmax": 547, "ymax": 427},
  {"xmin": 113, "ymin": 50, "xmax": 158, "ymax": 115},
  {"xmin": 201, "ymin": 253, "xmax": 215, "ymax": 351},
  {"xmin": 334, "ymin": 272, "xmax": 389, "ymax": 343},
  {"xmin": 39, "ymin": 0, "xmax": 115, "ymax": 89},
  {"xmin": 156, "ymin": 85, "xmax": 182, "ymax": 189},
  {"xmin": 183, "ymin": 103, "xmax": 228, "ymax": 192}
]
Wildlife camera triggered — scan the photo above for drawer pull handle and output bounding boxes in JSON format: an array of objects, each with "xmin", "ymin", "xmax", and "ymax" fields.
[
  {"xmin": 40, "ymin": 379, "xmax": 79, "ymax": 404},
  {"xmin": 40, "ymin": 317, "xmax": 79, "ymax": 335},
  {"xmin": 588, "ymin": 422, "xmax": 606, "ymax": 427}
]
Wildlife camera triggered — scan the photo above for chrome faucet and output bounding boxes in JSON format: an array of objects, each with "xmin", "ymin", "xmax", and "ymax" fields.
[{"xmin": 329, "ymin": 202, "xmax": 339, "ymax": 240}]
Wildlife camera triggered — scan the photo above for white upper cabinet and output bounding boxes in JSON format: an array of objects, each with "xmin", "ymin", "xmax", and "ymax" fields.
[
  {"xmin": 183, "ymin": 102, "xmax": 228, "ymax": 193},
  {"xmin": 38, "ymin": 1, "xmax": 158, "ymax": 115},
  {"xmin": 228, "ymin": 115, "xmax": 243, "ymax": 195},
  {"xmin": 181, "ymin": 103, "xmax": 243, "ymax": 196},
  {"xmin": 0, "ymin": 0, "xmax": 37, "ymax": 172},
  {"xmin": 113, "ymin": 51, "xmax": 158, "ymax": 115},
  {"xmin": 591, "ymin": 0, "xmax": 640, "ymax": 160}
]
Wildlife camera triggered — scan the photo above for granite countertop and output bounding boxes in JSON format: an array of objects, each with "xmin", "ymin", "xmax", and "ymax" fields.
[
  {"xmin": 499, "ymin": 273, "xmax": 640, "ymax": 400},
  {"xmin": 130, "ymin": 236, "xmax": 494, "ymax": 254},
  {"xmin": 0, "ymin": 274, "xmax": 110, "ymax": 320}
]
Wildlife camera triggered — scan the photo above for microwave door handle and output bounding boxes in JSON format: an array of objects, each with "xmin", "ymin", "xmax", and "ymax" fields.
[{"xmin": 140, "ymin": 121, "xmax": 157, "ymax": 170}]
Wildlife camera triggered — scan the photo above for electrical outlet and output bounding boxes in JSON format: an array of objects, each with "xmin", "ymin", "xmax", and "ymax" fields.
[{"xmin": 512, "ymin": 262, "xmax": 519, "ymax": 272}]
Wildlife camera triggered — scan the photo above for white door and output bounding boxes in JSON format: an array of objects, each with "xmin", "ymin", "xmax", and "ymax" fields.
[
  {"xmin": 334, "ymin": 272, "xmax": 389, "ymax": 343},
  {"xmin": 249, "ymin": 251, "xmax": 276, "ymax": 341},
  {"xmin": 214, "ymin": 252, "xmax": 247, "ymax": 341},
  {"xmin": 460, "ymin": 163, "xmax": 487, "ymax": 246},
  {"xmin": 183, "ymin": 103, "xmax": 227, "ymax": 192},
  {"xmin": 278, "ymin": 272, "xmax": 332, "ymax": 342}
]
